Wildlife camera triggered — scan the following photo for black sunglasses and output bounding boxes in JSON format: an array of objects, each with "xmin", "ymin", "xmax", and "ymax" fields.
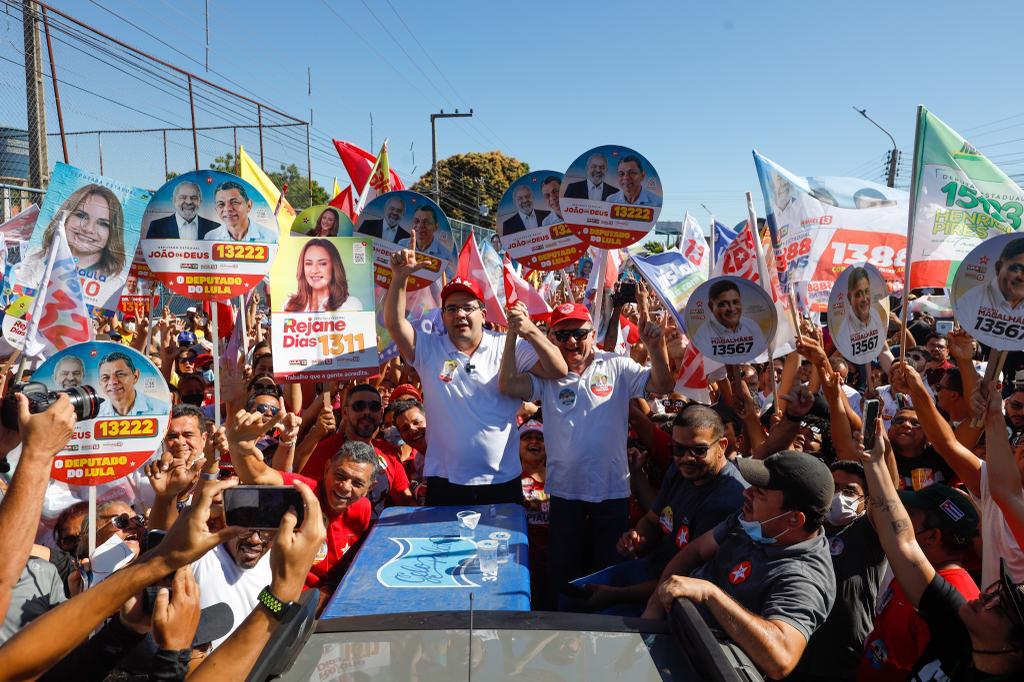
[
  {"xmin": 254, "ymin": 404, "xmax": 280, "ymax": 417},
  {"xmin": 662, "ymin": 399, "xmax": 686, "ymax": 409},
  {"xmin": 107, "ymin": 512, "xmax": 145, "ymax": 530},
  {"xmin": 350, "ymin": 400, "xmax": 382, "ymax": 413},
  {"xmin": 671, "ymin": 442, "xmax": 714, "ymax": 459},
  {"xmin": 551, "ymin": 328, "xmax": 592, "ymax": 343}
]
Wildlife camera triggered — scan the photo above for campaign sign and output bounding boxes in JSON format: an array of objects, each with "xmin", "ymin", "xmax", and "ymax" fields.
[
  {"xmin": 117, "ymin": 252, "xmax": 158, "ymax": 319},
  {"xmin": 951, "ymin": 232, "xmax": 1024, "ymax": 350},
  {"xmin": 683, "ymin": 276, "xmax": 777, "ymax": 363},
  {"xmin": 354, "ymin": 190, "xmax": 455, "ymax": 291},
  {"xmin": 290, "ymin": 204, "xmax": 355, "ymax": 238},
  {"xmin": 495, "ymin": 171, "xmax": 587, "ymax": 271},
  {"xmin": 828, "ymin": 262, "xmax": 890, "ymax": 365},
  {"xmin": 560, "ymin": 145, "xmax": 663, "ymax": 249},
  {"xmin": 10, "ymin": 163, "xmax": 149, "ymax": 312},
  {"xmin": 270, "ymin": 236, "xmax": 378, "ymax": 382},
  {"xmin": 141, "ymin": 171, "xmax": 279, "ymax": 301},
  {"xmin": 33, "ymin": 341, "xmax": 170, "ymax": 486}
]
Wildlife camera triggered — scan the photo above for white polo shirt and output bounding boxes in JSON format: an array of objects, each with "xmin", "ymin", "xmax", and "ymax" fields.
[
  {"xmin": 410, "ymin": 329, "xmax": 538, "ymax": 485},
  {"xmin": 530, "ymin": 351, "xmax": 650, "ymax": 502}
]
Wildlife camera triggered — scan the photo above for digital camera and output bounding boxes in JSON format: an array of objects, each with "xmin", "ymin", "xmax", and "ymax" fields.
[{"xmin": 0, "ymin": 381, "xmax": 104, "ymax": 430}]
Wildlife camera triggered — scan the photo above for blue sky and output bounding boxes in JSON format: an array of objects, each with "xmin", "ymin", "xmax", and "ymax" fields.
[{"xmin": 25, "ymin": 1, "xmax": 1024, "ymax": 230}]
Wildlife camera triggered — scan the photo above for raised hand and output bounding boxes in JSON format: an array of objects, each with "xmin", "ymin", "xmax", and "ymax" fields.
[
  {"xmin": 947, "ymin": 328, "xmax": 976, "ymax": 363},
  {"xmin": 782, "ymin": 385, "xmax": 814, "ymax": 418},
  {"xmin": 18, "ymin": 393, "xmax": 75, "ymax": 460},
  {"xmin": 388, "ymin": 230, "xmax": 426, "ymax": 279},
  {"xmin": 269, "ymin": 480, "xmax": 327, "ymax": 602},
  {"xmin": 228, "ymin": 409, "xmax": 284, "ymax": 448},
  {"xmin": 506, "ymin": 301, "xmax": 538, "ymax": 338},
  {"xmin": 152, "ymin": 567, "xmax": 202, "ymax": 651}
]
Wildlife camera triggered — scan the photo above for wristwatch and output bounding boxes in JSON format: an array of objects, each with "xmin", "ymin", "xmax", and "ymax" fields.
[{"xmin": 257, "ymin": 586, "xmax": 300, "ymax": 622}]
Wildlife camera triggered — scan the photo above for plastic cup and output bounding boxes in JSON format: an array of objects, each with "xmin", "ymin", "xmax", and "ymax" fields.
[
  {"xmin": 477, "ymin": 539, "xmax": 499, "ymax": 582},
  {"xmin": 489, "ymin": 531, "xmax": 511, "ymax": 564},
  {"xmin": 457, "ymin": 510, "xmax": 481, "ymax": 541}
]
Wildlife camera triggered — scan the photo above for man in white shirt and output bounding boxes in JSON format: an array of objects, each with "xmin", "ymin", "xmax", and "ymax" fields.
[
  {"xmin": 191, "ymin": 530, "xmax": 273, "ymax": 649},
  {"xmin": 498, "ymin": 300, "xmax": 673, "ymax": 606},
  {"xmin": 384, "ymin": 242, "xmax": 567, "ymax": 506},
  {"xmin": 606, "ymin": 156, "xmax": 658, "ymax": 206},
  {"xmin": 564, "ymin": 152, "xmax": 618, "ymax": 201},
  {"xmin": 691, "ymin": 280, "xmax": 767, "ymax": 362},
  {"xmin": 204, "ymin": 182, "xmax": 278, "ymax": 243},
  {"xmin": 146, "ymin": 180, "xmax": 218, "ymax": 240}
]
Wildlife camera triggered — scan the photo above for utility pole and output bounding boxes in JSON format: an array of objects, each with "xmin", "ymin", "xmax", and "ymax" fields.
[
  {"xmin": 23, "ymin": 0, "xmax": 48, "ymax": 188},
  {"xmin": 853, "ymin": 106, "xmax": 898, "ymax": 188},
  {"xmin": 430, "ymin": 108, "xmax": 473, "ymax": 205}
]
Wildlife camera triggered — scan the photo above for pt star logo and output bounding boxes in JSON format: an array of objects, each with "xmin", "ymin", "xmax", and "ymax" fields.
[
  {"xmin": 728, "ymin": 561, "xmax": 752, "ymax": 585},
  {"xmin": 340, "ymin": 541, "xmax": 352, "ymax": 555}
]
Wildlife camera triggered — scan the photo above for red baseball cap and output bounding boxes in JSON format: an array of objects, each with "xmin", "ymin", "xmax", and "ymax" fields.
[
  {"xmin": 441, "ymin": 276, "xmax": 483, "ymax": 304},
  {"xmin": 548, "ymin": 302, "xmax": 592, "ymax": 328},
  {"xmin": 391, "ymin": 383, "xmax": 423, "ymax": 403}
]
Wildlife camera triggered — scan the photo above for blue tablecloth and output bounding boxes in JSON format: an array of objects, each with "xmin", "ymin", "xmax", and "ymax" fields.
[{"xmin": 322, "ymin": 504, "xmax": 531, "ymax": 618}]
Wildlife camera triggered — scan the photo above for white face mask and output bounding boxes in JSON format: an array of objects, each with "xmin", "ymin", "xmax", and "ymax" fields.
[
  {"xmin": 827, "ymin": 493, "xmax": 862, "ymax": 527},
  {"xmin": 124, "ymin": 322, "xmax": 136, "ymax": 332}
]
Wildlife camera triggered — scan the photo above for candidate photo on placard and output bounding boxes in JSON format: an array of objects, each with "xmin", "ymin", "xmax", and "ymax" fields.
[
  {"xmin": 684, "ymin": 276, "xmax": 777, "ymax": 363},
  {"xmin": 828, "ymin": 262, "xmax": 889, "ymax": 365},
  {"xmin": 952, "ymin": 232, "xmax": 1024, "ymax": 350},
  {"xmin": 495, "ymin": 171, "xmax": 587, "ymax": 271},
  {"xmin": 12, "ymin": 163, "xmax": 148, "ymax": 312},
  {"xmin": 291, "ymin": 204, "xmax": 355, "ymax": 238},
  {"xmin": 283, "ymin": 238, "xmax": 367, "ymax": 313},
  {"xmin": 560, "ymin": 145, "xmax": 663, "ymax": 249}
]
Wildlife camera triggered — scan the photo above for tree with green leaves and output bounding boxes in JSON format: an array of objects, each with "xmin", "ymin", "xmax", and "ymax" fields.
[{"xmin": 412, "ymin": 151, "xmax": 528, "ymax": 227}]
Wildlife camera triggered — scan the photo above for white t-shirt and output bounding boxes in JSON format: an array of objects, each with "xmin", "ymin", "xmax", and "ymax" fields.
[
  {"xmin": 691, "ymin": 315, "xmax": 767, "ymax": 363},
  {"xmin": 978, "ymin": 461, "xmax": 1024, "ymax": 586},
  {"xmin": 841, "ymin": 383, "xmax": 863, "ymax": 417},
  {"xmin": 409, "ymin": 329, "xmax": 538, "ymax": 485},
  {"xmin": 530, "ymin": 351, "xmax": 650, "ymax": 502},
  {"xmin": 191, "ymin": 544, "xmax": 272, "ymax": 649}
]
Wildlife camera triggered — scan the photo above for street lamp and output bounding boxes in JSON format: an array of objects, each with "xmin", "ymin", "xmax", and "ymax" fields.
[{"xmin": 852, "ymin": 106, "xmax": 899, "ymax": 188}]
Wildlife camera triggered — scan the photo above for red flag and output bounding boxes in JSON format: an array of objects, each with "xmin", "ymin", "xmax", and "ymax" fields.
[
  {"xmin": 456, "ymin": 233, "xmax": 507, "ymax": 326},
  {"xmin": 503, "ymin": 256, "xmax": 551, "ymax": 319},
  {"xmin": 332, "ymin": 140, "xmax": 405, "ymax": 195},
  {"xmin": 674, "ymin": 339, "xmax": 710, "ymax": 402},
  {"xmin": 329, "ymin": 184, "xmax": 357, "ymax": 222}
]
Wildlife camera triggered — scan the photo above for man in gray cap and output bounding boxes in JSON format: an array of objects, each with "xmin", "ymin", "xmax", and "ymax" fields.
[{"xmin": 642, "ymin": 450, "xmax": 837, "ymax": 681}]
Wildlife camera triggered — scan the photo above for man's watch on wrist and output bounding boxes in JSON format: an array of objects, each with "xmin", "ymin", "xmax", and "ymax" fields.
[{"xmin": 257, "ymin": 585, "xmax": 300, "ymax": 621}]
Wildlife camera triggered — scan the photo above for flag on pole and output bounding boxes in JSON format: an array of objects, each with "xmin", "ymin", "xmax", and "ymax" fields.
[
  {"xmin": 238, "ymin": 146, "xmax": 296, "ymax": 230},
  {"xmin": 332, "ymin": 139, "xmax": 405, "ymax": 202},
  {"xmin": 456, "ymin": 232, "xmax": 508, "ymax": 326},
  {"xmin": 329, "ymin": 184, "xmax": 357, "ymax": 222},
  {"xmin": 907, "ymin": 107, "xmax": 1024, "ymax": 289},
  {"xmin": 23, "ymin": 222, "xmax": 93, "ymax": 357},
  {"xmin": 712, "ymin": 220, "xmax": 739, "ymax": 266},
  {"xmin": 332, "ymin": 178, "xmax": 341, "ymax": 197},
  {"xmin": 503, "ymin": 255, "xmax": 551, "ymax": 318},
  {"xmin": 680, "ymin": 211, "xmax": 710, "ymax": 278}
]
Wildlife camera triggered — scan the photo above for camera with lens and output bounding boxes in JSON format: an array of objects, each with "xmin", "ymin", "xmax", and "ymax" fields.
[
  {"xmin": 0, "ymin": 381, "xmax": 105, "ymax": 430},
  {"xmin": 612, "ymin": 280, "xmax": 638, "ymax": 306}
]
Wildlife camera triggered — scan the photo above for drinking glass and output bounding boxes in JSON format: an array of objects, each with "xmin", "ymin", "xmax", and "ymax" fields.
[
  {"xmin": 457, "ymin": 510, "xmax": 481, "ymax": 541},
  {"xmin": 489, "ymin": 531, "xmax": 511, "ymax": 564},
  {"xmin": 477, "ymin": 539, "xmax": 499, "ymax": 582}
]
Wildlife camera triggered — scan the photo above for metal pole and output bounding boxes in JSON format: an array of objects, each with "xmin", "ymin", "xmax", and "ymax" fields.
[
  {"xmin": 97, "ymin": 132, "xmax": 103, "ymax": 174},
  {"xmin": 204, "ymin": 0, "xmax": 209, "ymax": 72},
  {"xmin": 22, "ymin": 0, "xmax": 48, "ymax": 188},
  {"xmin": 853, "ymin": 107, "xmax": 899, "ymax": 188},
  {"xmin": 233, "ymin": 127, "xmax": 238, "ymax": 173},
  {"xmin": 257, "ymin": 104, "xmax": 264, "ymax": 168},
  {"xmin": 431, "ymin": 114, "xmax": 438, "ymax": 202},
  {"xmin": 162, "ymin": 129, "xmax": 168, "ymax": 179},
  {"xmin": 187, "ymin": 74, "xmax": 199, "ymax": 169},
  {"xmin": 306, "ymin": 123, "xmax": 313, "ymax": 205},
  {"xmin": 40, "ymin": 7, "xmax": 67, "ymax": 164}
]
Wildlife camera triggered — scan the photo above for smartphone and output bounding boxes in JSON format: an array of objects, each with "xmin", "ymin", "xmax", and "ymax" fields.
[
  {"xmin": 223, "ymin": 485, "xmax": 304, "ymax": 530},
  {"xmin": 141, "ymin": 584, "xmax": 172, "ymax": 614},
  {"xmin": 862, "ymin": 399, "xmax": 880, "ymax": 449},
  {"xmin": 617, "ymin": 281, "xmax": 638, "ymax": 304}
]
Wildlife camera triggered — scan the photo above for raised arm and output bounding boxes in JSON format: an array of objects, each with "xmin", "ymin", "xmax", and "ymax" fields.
[
  {"xmin": 227, "ymin": 409, "xmax": 286, "ymax": 486},
  {"xmin": 637, "ymin": 284, "xmax": 673, "ymax": 394},
  {"xmin": 890, "ymin": 361, "xmax": 982, "ymax": 496},
  {"xmin": 860, "ymin": 421, "xmax": 934, "ymax": 607},
  {"xmin": 383, "ymin": 232, "xmax": 424, "ymax": 364},
  {"xmin": 497, "ymin": 303, "xmax": 534, "ymax": 401},
  {"xmin": 976, "ymin": 380, "xmax": 1024, "ymax": 548}
]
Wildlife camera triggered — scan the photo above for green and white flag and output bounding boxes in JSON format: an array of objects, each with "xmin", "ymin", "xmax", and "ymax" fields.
[{"xmin": 908, "ymin": 106, "xmax": 1024, "ymax": 289}]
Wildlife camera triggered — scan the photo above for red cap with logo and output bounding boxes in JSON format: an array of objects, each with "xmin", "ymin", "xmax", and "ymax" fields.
[
  {"xmin": 441, "ymin": 276, "xmax": 483, "ymax": 304},
  {"xmin": 548, "ymin": 302, "xmax": 592, "ymax": 328}
]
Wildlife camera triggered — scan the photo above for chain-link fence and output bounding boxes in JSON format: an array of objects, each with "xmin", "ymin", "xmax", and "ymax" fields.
[{"xmin": 449, "ymin": 218, "xmax": 496, "ymax": 252}]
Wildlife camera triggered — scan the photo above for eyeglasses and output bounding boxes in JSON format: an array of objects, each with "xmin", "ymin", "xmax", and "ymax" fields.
[
  {"xmin": 551, "ymin": 328, "xmax": 592, "ymax": 343},
  {"xmin": 178, "ymin": 356, "xmax": 196, "ymax": 364},
  {"xmin": 350, "ymin": 400, "xmax": 382, "ymax": 413},
  {"xmin": 662, "ymin": 399, "xmax": 686, "ymax": 409},
  {"xmin": 57, "ymin": 533, "xmax": 80, "ymax": 550},
  {"xmin": 892, "ymin": 416, "xmax": 922, "ymax": 428},
  {"xmin": 105, "ymin": 512, "xmax": 145, "ymax": 530},
  {"xmin": 671, "ymin": 442, "xmax": 714, "ymax": 459},
  {"xmin": 254, "ymin": 404, "xmax": 280, "ymax": 417},
  {"xmin": 442, "ymin": 303, "xmax": 480, "ymax": 315}
]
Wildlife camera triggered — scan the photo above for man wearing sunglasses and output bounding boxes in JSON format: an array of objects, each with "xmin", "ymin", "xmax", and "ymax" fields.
[
  {"xmin": 499, "ymin": 301, "xmax": 673, "ymax": 608},
  {"xmin": 1004, "ymin": 388, "xmax": 1024, "ymax": 431},
  {"xmin": 857, "ymin": 418, "xmax": 1024, "ymax": 680},
  {"xmin": 384, "ymin": 249, "xmax": 567, "ymax": 506},
  {"xmin": 298, "ymin": 384, "xmax": 412, "ymax": 519}
]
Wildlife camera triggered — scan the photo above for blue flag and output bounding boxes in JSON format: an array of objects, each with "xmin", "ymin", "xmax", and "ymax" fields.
[{"xmin": 712, "ymin": 220, "xmax": 738, "ymax": 265}]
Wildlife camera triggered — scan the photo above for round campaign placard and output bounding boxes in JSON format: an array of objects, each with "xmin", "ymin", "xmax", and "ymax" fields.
[
  {"xmin": 141, "ymin": 170, "xmax": 279, "ymax": 301},
  {"xmin": 354, "ymin": 190, "xmax": 455, "ymax": 290},
  {"xmin": 828, "ymin": 262, "xmax": 890, "ymax": 365},
  {"xmin": 32, "ymin": 341, "xmax": 171, "ymax": 486},
  {"xmin": 683, "ymin": 276, "xmax": 777, "ymax": 363},
  {"xmin": 560, "ymin": 145, "xmax": 663, "ymax": 249},
  {"xmin": 951, "ymin": 232, "xmax": 1024, "ymax": 350},
  {"xmin": 495, "ymin": 170, "xmax": 587, "ymax": 271},
  {"xmin": 290, "ymin": 204, "xmax": 355, "ymax": 237}
]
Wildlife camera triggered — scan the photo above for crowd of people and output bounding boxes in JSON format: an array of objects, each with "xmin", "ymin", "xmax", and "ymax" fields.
[{"xmin": 1, "ymin": 234, "xmax": 1023, "ymax": 681}]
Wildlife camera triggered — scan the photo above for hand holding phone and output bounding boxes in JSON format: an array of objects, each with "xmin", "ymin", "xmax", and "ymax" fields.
[
  {"xmin": 222, "ymin": 485, "xmax": 304, "ymax": 530},
  {"xmin": 862, "ymin": 399, "xmax": 880, "ymax": 450}
]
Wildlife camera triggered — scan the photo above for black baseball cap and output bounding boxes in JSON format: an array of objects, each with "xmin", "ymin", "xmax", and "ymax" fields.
[
  {"xmin": 898, "ymin": 483, "xmax": 979, "ymax": 546},
  {"xmin": 736, "ymin": 450, "xmax": 835, "ymax": 517}
]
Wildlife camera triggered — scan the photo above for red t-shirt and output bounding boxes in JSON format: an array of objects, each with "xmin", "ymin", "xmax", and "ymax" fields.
[
  {"xmin": 280, "ymin": 471, "xmax": 372, "ymax": 591},
  {"xmin": 301, "ymin": 432, "xmax": 408, "ymax": 499},
  {"xmin": 857, "ymin": 566, "xmax": 979, "ymax": 681}
]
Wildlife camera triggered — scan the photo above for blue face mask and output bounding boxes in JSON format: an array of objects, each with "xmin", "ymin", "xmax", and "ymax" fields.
[{"xmin": 738, "ymin": 510, "xmax": 793, "ymax": 545}]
